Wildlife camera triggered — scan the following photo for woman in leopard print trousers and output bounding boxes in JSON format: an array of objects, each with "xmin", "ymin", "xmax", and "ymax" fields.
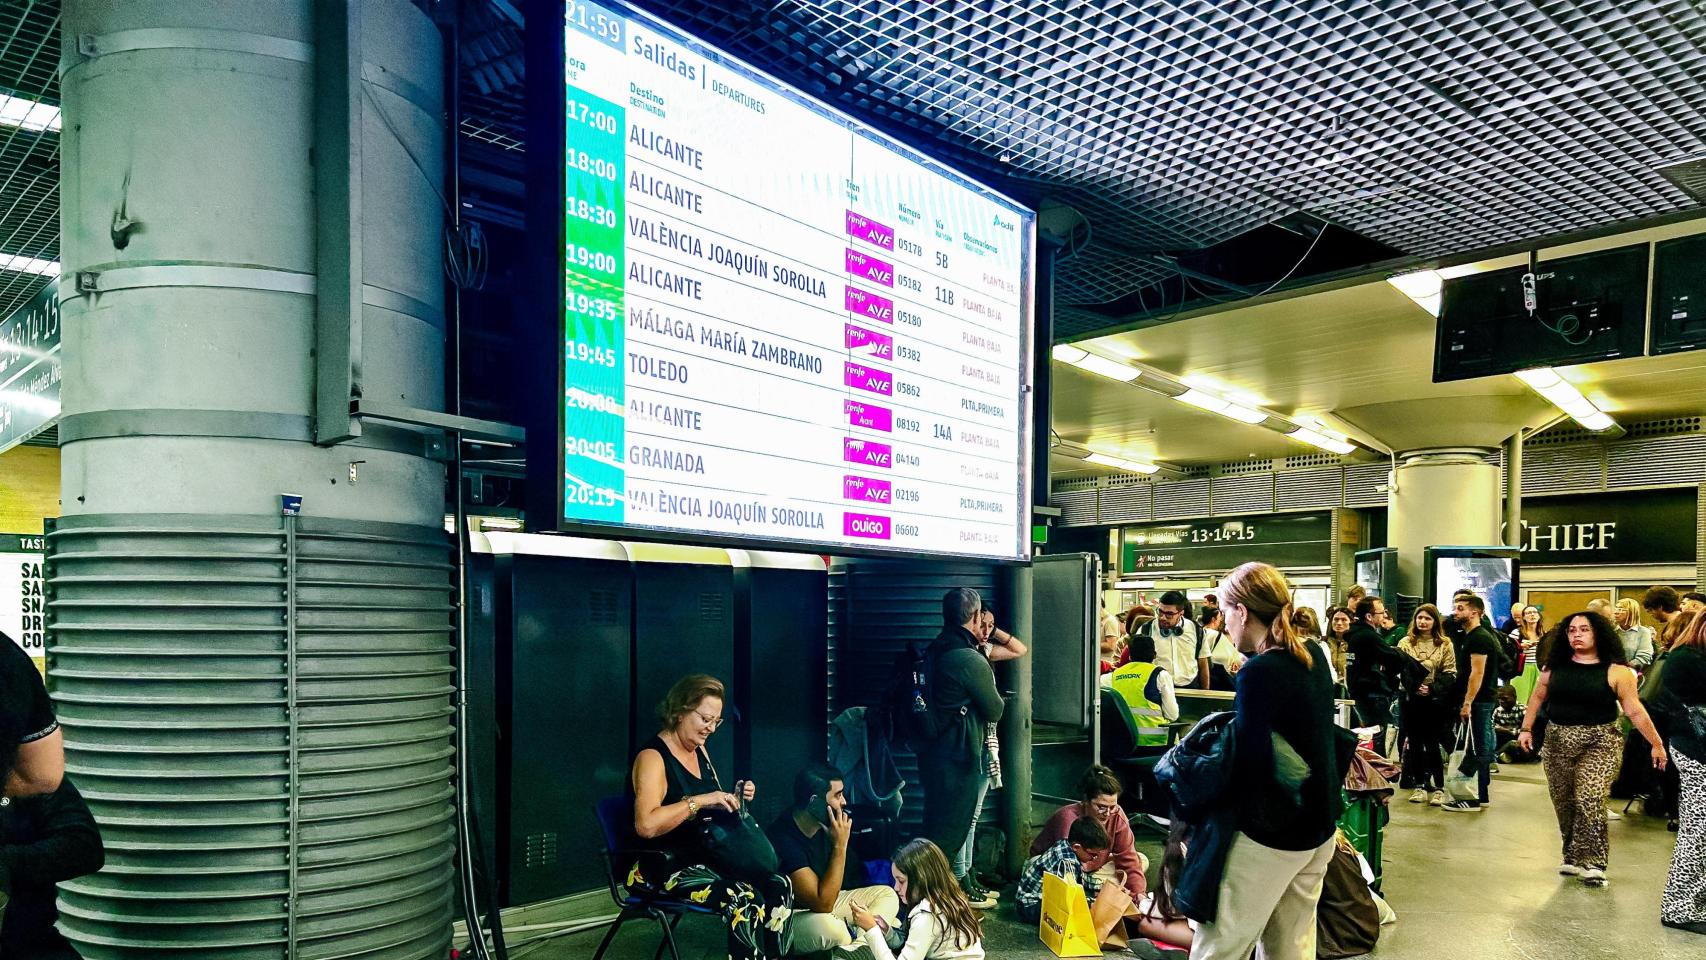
[
  {"xmin": 1660, "ymin": 612, "xmax": 1706, "ymax": 934},
  {"xmin": 1519, "ymin": 611, "xmax": 1666, "ymax": 886}
]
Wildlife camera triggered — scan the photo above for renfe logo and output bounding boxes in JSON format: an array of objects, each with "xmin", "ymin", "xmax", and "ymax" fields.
[
  {"xmin": 842, "ymin": 475, "xmax": 893, "ymax": 504},
  {"xmin": 845, "ymin": 210, "xmax": 896, "ymax": 250},
  {"xmin": 844, "ymin": 400, "xmax": 894, "ymax": 432},
  {"xmin": 845, "ymin": 248, "xmax": 895, "ymax": 287},
  {"xmin": 845, "ymin": 324, "xmax": 894, "ymax": 360},
  {"xmin": 844, "ymin": 361, "xmax": 893, "ymax": 396},
  {"xmin": 844, "ymin": 511, "xmax": 893, "ymax": 540},
  {"xmin": 844, "ymin": 285, "xmax": 895, "ymax": 323},
  {"xmin": 842, "ymin": 437, "xmax": 893, "ymax": 469}
]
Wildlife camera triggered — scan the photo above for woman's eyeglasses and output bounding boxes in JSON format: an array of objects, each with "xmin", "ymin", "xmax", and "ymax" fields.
[{"xmin": 694, "ymin": 711, "xmax": 724, "ymax": 731}]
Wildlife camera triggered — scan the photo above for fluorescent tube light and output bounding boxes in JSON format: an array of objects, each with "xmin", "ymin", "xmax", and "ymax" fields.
[
  {"xmin": 0, "ymin": 254, "xmax": 59, "ymax": 277},
  {"xmin": 1288, "ymin": 426, "xmax": 1355, "ymax": 455},
  {"xmin": 1515, "ymin": 366, "xmax": 1618, "ymax": 432},
  {"xmin": 1388, "ymin": 269, "xmax": 1443, "ymax": 316},
  {"xmin": 1071, "ymin": 353, "xmax": 1141, "ymax": 382},
  {"xmin": 1176, "ymin": 388, "xmax": 1267, "ymax": 425},
  {"xmin": 1222, "ymin": 402, "xmax": 1268, "ymax": 424},
  {"xmin": 1175, "ymin": 388, "xmax": 1229, "ymax": 414},
  {"xmin": 1085, "ymin": 452, "xmax": 1159, "ymax": 475},
  {"xmin": 0, "ymin": 94, "xmax": 59, "ymax": 133},
  {"xmin": 1051, "ymin": 344, "xmax": 1088, "ymax": 364}
]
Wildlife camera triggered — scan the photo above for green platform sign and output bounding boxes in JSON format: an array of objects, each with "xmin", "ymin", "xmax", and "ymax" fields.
[
  {"xmin": 0, "ymin": 279, "xmax": 61, "ymax": 455},
  {"xmin": 1120, "ymin": 511, "xmax": 1333, "ymax": 575}
]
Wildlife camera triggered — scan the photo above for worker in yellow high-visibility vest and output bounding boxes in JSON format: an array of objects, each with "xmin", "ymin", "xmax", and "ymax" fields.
[{"xmin": 1106, "ymin": 633, "xmax": 1181, "ymax": 748}]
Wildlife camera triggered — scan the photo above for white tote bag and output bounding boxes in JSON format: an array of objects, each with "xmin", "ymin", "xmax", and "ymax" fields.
[{"xmin": 1444, "ymin": 722, "xmax": 1480, "ymax": 802}]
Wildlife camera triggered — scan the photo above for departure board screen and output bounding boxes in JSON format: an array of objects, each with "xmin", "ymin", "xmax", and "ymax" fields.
[{"xmin": 561, "ymin": 1, "xmax": 1035, "ymax": 560}]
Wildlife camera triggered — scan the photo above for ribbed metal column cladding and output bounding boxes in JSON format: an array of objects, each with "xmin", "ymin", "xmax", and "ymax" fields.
[
  {"xmin": 45, "ymin": 513, "xmax": 455, "ymax": 960},
  {"xmin": 828, "ymin": 559, "xmax": 1000, "ymax": 835}
]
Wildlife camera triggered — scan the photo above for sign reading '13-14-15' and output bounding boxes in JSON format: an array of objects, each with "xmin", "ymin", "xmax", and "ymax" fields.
[{"xmin": 560, "ymin": 1, "xmax": 1035, "ymax": 561}]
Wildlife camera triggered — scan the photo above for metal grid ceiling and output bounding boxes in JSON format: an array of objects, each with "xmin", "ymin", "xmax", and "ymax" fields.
[
  {"xmin": 12, "ymin": 2, "xmax": 1706, "ymax": 332},
  {"xmin": 613, "ymin": 0, "xmax": 1706, "ymax": 332},
  {"xmin": 0, "ymin": 0, "xmax": 58, "ymax": 320}
]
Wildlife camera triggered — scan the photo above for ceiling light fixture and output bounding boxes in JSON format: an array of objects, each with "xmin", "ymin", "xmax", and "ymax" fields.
[
  {"xmin": 1514, "ymin": 367, "xmax": 1618, "ymax": 432},
  {"xmin": 1051, "ymin": 344, "xmax": 1140, "ymax": 382},
  {"xmin": 0, "ymin": 93, "xmax": 60, "ymax": 133},
  {"xmin": 1085, "ymin": 452, "xmax": 1160, "ymax": 475},
  {"xmin": 0, "ymin": 254, "xmax": 59, "ymax": 277},
  {"xmin": 1388, "ymin": 264, "xmax": 1488, "ymax": 317},
  {"xmin": 1175, "ymin": 388, "xmax": 1267, "ymax": 424},
  {"xmin": 1387, "ymin": 269, "xmax": 1443, "ymax": 316},
  {"xmin": 1287, "ymin": 426, "xmax": 1356, "ymax": 455}
]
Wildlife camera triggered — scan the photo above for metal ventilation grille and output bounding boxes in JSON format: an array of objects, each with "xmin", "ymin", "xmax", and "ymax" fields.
[
  {"xmin": 1211, "ymin": 474, "xmax": 1274, "ymax": 515},
  {"xmin": 48, "ymin": 514, "xmax": 455, "ymax": 960},
  {"xmin": 1098, "ymin": 482, "xmax": 1152, "ymax": 524},
  {"xmin": 1218, "ymin": 458, "xmax": 1277, "ymax": 476},
  {"xmin": 1659, "ymin": 156, "xmax": 1706, "ymax": 203},
  {"xmin": 1605, "ymin": 434, "xmax": 1706, "ymax": 488},
  {"xmin": 698, "ymin": 591, "xmax": 726, "ymax": 622},
  {"xmin": 1053, "ymin": 488, "xmax": 1098, "ymax": 526},
  {"xmin": 1631, "ymin": 416, "xmax": 1703, "ymax": 438},
  {"xmin": 587, "ymin": 589, "xmax": 621, "ymax": 625},
  {"xmin": 1284, "ymin": 452, "xmax": 1343, "ymax": 470},
  {"xmin": 1342, "ymin": 463, "xmax": 1389, "ymax": 508},
  {"xmin": 1152, "ymin": 479, "xmax": 1210, "ymax": 519},
  {"xmin": 1522, "ymin": 444, "xmax": 1607, "ymax": 494},
  {"xmin": 1277, "ymin": 468, "xmax": 1344, "ymax": 512}
]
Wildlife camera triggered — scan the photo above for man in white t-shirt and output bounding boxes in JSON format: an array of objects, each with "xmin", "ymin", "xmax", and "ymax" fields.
[{"xmin": 1121, "ymin": 590, "xmax": 1209, "ymax": 689}]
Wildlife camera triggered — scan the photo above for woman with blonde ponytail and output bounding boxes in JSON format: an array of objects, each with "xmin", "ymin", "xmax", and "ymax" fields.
[{"xmin": 1190, "ymin": 563, "xmax": 1342, "ymax": 960}]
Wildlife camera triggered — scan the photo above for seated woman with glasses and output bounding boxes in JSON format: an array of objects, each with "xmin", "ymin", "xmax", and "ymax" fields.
[
  {"xmin": 1028, "ymin": 765, "xmax": 1149, "ymax": 903},
  {"xmin": 628, "ymin": 674, "xmax": 791, "ymax": 960}
]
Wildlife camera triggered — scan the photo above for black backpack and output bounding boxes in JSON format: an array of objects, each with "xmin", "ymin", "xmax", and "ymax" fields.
[
  {"xmin": 1495, "ymin": 632, "xmax": 1522, "ymax": 682},
  {"xmin": 880, "ymin": 640, "xmax": 964, "ymax": 747}
]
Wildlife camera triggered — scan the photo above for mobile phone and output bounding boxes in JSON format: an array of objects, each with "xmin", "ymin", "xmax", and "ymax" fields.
[{"xmin": 807, "ymin": 794, "xmax": 831, "ymax": 825}]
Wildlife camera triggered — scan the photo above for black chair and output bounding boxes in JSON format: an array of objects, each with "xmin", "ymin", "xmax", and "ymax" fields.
[
  {"xmin": 1099, "ymin": 689, "xmax": 1180, "ymax": 824},
  {"xmin": 590, "ymin": 796, "xmax": 716, "ymax": 960}
]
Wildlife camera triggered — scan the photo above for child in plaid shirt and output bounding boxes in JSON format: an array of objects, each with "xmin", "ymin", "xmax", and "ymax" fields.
[
  {"xmin": 1493, "ymin": 685, "xmax": 1530, "ymax": 760},
  {"xmin": 1016, "ymin": 817, "xmax": 1112, "ymax": 923}
]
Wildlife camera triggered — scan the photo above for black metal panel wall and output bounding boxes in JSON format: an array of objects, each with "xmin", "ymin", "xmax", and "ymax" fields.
[
  {"xmin": 631, "ymin": 559, "xmax": 737, "ymax": 787},
  {"xmin": 509, "ymin": 554, "xmax": 633, "ymax": 904},
  {"xmin": 735, "ymin": 563, "xmax": 830, "ymax": 827},
  {"xmin": 829, "ymin": 559, "xmax": 1001, "ymax": 836}
]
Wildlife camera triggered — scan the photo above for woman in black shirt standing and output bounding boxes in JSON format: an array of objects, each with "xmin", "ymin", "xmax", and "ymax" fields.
[
  {"xmin": 1518, "ymin": 612, "xmax": 1665, "ymax": 887},
  {"xmin": 1191, "ymin": 562, "xmax": 1341, "ymax": 960}
]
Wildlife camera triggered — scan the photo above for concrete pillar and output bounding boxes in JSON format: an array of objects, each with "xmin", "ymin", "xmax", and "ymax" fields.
[
  {"xmin": 53, "ymin": 2, "xmax": 454, "ymax": 955},
  {"xmin": 1504, "ymin": 433, "xmax": 1523, "ymax": 548},
  {"xmin": 1388, "ymin": 448, "xmax": 1501, "ymax": 598}
]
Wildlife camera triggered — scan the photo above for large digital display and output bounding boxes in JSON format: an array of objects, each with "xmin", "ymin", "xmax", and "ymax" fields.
[{"xmin": 561, "ymin": 1, "xmax": 1035, "ymax": 561}]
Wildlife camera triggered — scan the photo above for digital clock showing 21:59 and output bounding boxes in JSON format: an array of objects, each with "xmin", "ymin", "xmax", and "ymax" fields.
[{"xmin": 566, "ymin": 0, "xmax": 624, "ymax": 47}]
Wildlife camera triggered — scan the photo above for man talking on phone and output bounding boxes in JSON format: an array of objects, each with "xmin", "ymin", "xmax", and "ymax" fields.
[{"xmin": 766, "ymin": 765, "xmax": 901, "ymax": 954}]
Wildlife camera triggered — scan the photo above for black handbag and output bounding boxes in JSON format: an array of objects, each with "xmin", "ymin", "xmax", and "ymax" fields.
[{"xmin": 690, "ymin": 749, "xmax": 780, "ymax": 882}]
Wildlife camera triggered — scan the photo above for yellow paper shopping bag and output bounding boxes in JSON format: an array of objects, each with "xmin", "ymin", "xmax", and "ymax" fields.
[{"xmin": 1038, "ymin": 870, "xmax": 1100, "ymax": 957}]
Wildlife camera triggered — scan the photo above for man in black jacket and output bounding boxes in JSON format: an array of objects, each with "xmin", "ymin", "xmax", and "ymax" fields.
[
  {"xmin": 1344, "ymin": 597, "xmax": 1404, "ymax": 752},
  {"xmin": 916, "ymin": 587, "xmax": 1004, "ymax": 905},
  {"xmin": 0, "ymin": 777, "xmax": 105, "ymax": 958}
]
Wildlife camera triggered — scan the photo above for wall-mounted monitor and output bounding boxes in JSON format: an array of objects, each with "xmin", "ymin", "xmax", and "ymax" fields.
[
  {"xmin": 1423, "ymin": 545, "xmax": 1520, "ymax": 617},
  {"xmin": 1651, "ymin": 233, "xmax": 1706, "ymax": 356},
  {"xmin": 1434, "ymin": 245, "xmax": 1648, "ymax": 383},
  {"xmin": 557, "ymin": 1, "xmax": 1036, "ymax": 561},
  {"xmin": 1354, "ymin": 547, "xmax": 1397, "ymax": 600}
]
